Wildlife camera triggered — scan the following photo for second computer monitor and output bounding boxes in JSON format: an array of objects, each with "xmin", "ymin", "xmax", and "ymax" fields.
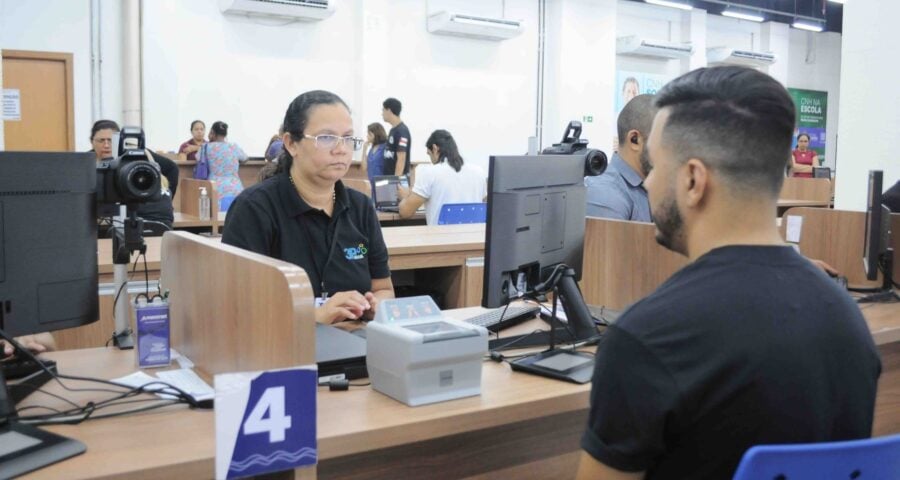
[{"xmin": 482, "ymin": 154, "xmax": 586, "ymax": 308}]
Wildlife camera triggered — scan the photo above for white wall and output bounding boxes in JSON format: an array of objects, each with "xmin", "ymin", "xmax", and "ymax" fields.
[
  {"xmin": 142, "ymin": 0, "xmax": 539, "ymax": 172},
  {"xmin": 834, "ymin": 1, "xmax": 900, "ymax": 210},
  {"xmin": 0, "ymin": 0, "xmax": 92, "ymax": 150},
  {"xmin": 787, "ymin": 29, "xmax": 842, "ymax": 171}
]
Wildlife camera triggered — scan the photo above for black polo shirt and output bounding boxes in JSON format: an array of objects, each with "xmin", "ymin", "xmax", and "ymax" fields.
[
  {"xmin": 384, "ymin": 122, "xmax": 411, "ymax": 176},
  {"xmin": 222, "ymin": 173, "xmax": 390, "ymax": 298}
]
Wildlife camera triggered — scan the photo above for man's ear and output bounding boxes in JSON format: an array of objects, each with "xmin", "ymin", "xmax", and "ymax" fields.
[
  {"xmin": 627, "ymin": 129, "xmax": 641, "ymax": 151},
  {"xmin": 683, "ymin": 158, "xmax": 708, "ymax": 208}
]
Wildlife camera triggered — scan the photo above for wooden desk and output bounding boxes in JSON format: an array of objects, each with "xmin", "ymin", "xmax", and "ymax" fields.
[
  {"xmin": 22, "ymin": 302, "xmax": 900, "ymax": 479},
  {"xmin": 59, "ymin": 226, "xmax": 486, "ymax": 350},
  {"xmin": 173, "ymin": 211, "xmax": 227, "ymax": 230}
]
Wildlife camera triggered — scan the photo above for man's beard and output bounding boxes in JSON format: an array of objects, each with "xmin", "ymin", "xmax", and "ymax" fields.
[{"xmin": 652, "ymin": 194, "xmax": 685, "ymax": 254}]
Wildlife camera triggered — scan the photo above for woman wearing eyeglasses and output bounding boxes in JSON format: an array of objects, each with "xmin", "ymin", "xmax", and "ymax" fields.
[{"xmin": 223, "ymin": 90, "xmax": 394, "ymax": 327}]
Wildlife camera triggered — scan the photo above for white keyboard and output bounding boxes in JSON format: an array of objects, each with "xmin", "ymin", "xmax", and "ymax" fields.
[{"xmin": 156, "ymin": 368, "xmax": 215, "ymax": 401}]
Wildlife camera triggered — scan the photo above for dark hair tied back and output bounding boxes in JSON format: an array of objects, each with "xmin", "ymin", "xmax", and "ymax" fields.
[
  {"xmin": 211, "ymin": 121, "xmax": 228, "ymax": 138},
  {"xmin": 276, "ymin": 90, "xmax": 349, "ymax": 175}
]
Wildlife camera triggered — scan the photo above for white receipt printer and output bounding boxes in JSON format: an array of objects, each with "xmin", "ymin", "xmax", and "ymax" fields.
[{"xmin": 367, "ymin": 296, "xmax": 488, "ymax": 406}]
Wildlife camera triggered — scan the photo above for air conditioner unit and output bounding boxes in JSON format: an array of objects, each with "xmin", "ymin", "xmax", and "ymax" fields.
[
  {"xmin": 706, "ymin": 47, "xmax": 776, "ymax": 67},
  {"xmin": 218, "ymin": 0, "xmax": 334, "ymax": 21},
  {"xmin": 616, "ymin": 36, "xmax": 694, "ymax": 59},
  {"xmin": 426, "ymin": 11, "xmax": 523, "ymax": 41}
]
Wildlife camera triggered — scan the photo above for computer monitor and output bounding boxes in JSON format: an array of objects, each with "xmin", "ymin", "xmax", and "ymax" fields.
[
  {"xmin": 0, "ymin": 152, "xmax": 99, "ymax": 337},
  {"xmin": 813, "ymin": 166, "xmax": 832, "ymax": 179},
  {"xmin": 482, "ymin": 154, "xmax": 597, "ymax": 341},
  {"xmin": 372, "ymin": 175, "xmax": 409, "ymax": 211},
  {"xmin": 861, "ymin": 170, "xmax": 896, "ymax": 302}
]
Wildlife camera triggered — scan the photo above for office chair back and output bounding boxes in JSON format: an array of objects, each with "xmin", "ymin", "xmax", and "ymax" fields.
[
  {"xmin": 437, "ymin": 203, "xmax": 487, "ymax": 225},
  {"xmin": 732, "ymin": 434, "xmax": 900, "ymax": 480}
]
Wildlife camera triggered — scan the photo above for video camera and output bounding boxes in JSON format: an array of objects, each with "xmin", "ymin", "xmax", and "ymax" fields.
[
  {"xmin": 96, "ymin": 126, "xmax": 161, "ymax": 206},
  {"xmin": 541, "ymin": 121, "xmax": 608, "ymax": 177}
]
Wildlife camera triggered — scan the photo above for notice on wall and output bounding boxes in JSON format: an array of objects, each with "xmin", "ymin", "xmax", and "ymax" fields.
[
  {"xmin": 2, "ymin": 89, "xmax": 21, "ymax": 121},
  {"xmin": 788, "ymin": 88, "xmax": 828, "ymax": 159}
]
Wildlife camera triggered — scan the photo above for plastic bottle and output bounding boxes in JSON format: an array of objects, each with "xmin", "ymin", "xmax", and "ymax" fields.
[{"xmin": 199, "ymin": 187, "xmax": 211, "ymax": 221}]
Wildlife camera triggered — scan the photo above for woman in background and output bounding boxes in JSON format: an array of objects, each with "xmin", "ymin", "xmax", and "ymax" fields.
[
  {"xmin": 790, "ymin": 133, "xmax": 819, "ymax": 178},
  {"xmin": 397, "ymin": 129, "xmax": 486, "ymax": 225},
  {"xmin": 265, "ymin": 124, "xmax": 285, "ymax": 161},
  {"xmin": 196, "ymin": 120, "xmax": 248, "ymax": 207},
  {"xmin": 178, "ymin": 120, "xmax": 206, "ymax": 161},
  {"xmin": 361, "ymin": 122, "xmax": 388, "ymax": 190}
]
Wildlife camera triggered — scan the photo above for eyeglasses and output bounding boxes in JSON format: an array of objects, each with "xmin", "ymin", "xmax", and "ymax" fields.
[{"xmin": 303, "ymin": 134, "xmax": 364, "ymax": 151}]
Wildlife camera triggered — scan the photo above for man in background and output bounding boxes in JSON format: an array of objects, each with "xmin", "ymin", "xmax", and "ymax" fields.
[
  {"xmin": 586, "ymin": 94, "xmax": 657, "ymax": 221},
  {"xmin": 382, "ymin": 97, "xmax": 411, "ymax": 177}
]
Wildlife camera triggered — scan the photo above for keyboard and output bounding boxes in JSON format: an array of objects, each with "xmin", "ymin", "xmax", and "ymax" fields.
[
  {"xmin": 462, "ymin": 305, "xmax": 541, "ymax": 332},
  {"xmin": 156, "ymin": 368, "xmax": 215, "ymax": 401}
]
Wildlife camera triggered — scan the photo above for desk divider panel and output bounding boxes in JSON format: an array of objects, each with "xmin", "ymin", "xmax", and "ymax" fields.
[
  {"xmin": 779, "ymin": 177, "xmax": 832, "ymax": 202},
  {"xmin": 161, "ymin": 231, "xmax": 316, "ymax": 376},
  {"xmin": 180, "ymin": 178, "xmax": 220, "ymax": 232},
  {"xmin": 779, "ymin": 207, "xmax": 882, "ymax": 288},
  {"xmin": 581, "ymin": 217, "xmax": 687, "ymax": 311}
]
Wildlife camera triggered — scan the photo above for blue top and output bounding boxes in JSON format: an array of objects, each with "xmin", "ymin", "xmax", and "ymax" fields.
[
  {"xmin": 366, "ymin": 143, "xmax": 386, "ymax": 183},
  {"xmin": 584, "ymin": 153, "xmax": 650, "ymax": 222}
]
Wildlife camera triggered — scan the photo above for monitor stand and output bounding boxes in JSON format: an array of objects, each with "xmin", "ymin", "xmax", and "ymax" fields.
[
  {"xmin": 508, "ymin": 267, "xmax": 601, "ymax": 384},
  {"xmin": 858, "ymin": 249, "xmax": 899, "ymax": 303},
  {"xmin": 0, "ymin": 364, "xmax": 86, "ymax": 478}
]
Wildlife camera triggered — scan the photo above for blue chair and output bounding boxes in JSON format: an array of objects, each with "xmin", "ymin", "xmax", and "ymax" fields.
[
  {"xmin": 733, "ymin": 434, "xmax": 900, "ymax": 480},
  {"xmin": 437, "ymin": 203, "xmax": 487, "ymax": 225},
  {"xmin": 219, "ymin": 195, "xmax": 236, "ymax": 212}
]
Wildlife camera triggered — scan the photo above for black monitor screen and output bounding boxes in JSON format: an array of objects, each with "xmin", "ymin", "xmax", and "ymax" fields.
[
  {"xmin": 863, "ymin": 170, "xmax": 885, "ymax": 281},
  {"xmin": 482, "ymin": 154, "xmax": 586, "ymax": 308},
  {"xmin": 0, "ymin": 152, "xmax": 99, "ymax": 336}
]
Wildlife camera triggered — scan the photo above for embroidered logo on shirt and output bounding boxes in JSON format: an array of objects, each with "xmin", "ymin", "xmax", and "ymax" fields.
[
  {"xmin": 344, "ymin": 243, "xmax": 368, "ymax": 260},
  {"xmin": 399, "ymin": 137, "xmax": 408, "ymax": 148}
]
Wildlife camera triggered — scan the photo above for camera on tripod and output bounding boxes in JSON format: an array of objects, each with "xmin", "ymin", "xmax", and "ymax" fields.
[
  {"xmin": 541, "ymin": 121, "xmax": 608, "ymax": 177},
  {"xmin": 96, "ymin": 126, "xmax": 161, "ymax": 206}
]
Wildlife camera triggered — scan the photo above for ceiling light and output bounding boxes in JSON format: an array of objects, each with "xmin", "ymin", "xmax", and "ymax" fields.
[
  {"xmin": 722, "ymin": 6, "xmax": 764, "ymax": 22},
  {"xmin": 645, "ymin": 0, "xmax": 693, "ymax": 11},
  {"xmin": 792, "ymin": 19, "xmax": 824, "ymax": 32}
]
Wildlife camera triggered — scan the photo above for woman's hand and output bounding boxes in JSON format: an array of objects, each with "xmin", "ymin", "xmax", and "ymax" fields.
[
  {"xmin": 2, "ymin": 333, "xmax": 56, "ymax": 357},
  {"xmin": 315, "ymin": 291, "xmax": 372, "ymax": 325}
]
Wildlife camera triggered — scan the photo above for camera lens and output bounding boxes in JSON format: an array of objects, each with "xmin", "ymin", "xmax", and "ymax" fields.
[
  {"xmin": 583, "ymin": 149, "xmax": 608, "ymax": 177},
  {"xmin": 116, "ymin": 161, "xmax": 160, "ymax": 202}
]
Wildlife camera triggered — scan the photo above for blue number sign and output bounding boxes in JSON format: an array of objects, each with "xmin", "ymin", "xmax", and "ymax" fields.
[{"xmin": 215, "ymin": 367, "xmax": 317, "ymax": 479}]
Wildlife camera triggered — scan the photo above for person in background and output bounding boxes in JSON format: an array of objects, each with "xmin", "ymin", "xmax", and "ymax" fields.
[
  {"xmin": 397, "ymin": 129, "xmax": 486, "ymax": 225},
  {"xmin": 575, "ymin": 66, "xmax": 880, "ymax": 480},
  {"xmin": 586, "ymin": 94, "xmax": 657, "ymax": 222},
  {"xmin": 196, "ymin": 120, "xmax": 248, "ymax": 208},
  {"xmin": 265, "ymin": 124, "xmax": 285, "ymax": 161},
  {"xmin": 178, "ymin": 120, "xmax": 206, "ymax": 161},
  {"xmin": 90, "ymin": 120, "xmax": 175, "ymax": 233},
  {"xmin": 222, "ymin": 90, "xmax": 393, "ymax": 326},
  {"xmin": 361, "ymin": 122, "xmax": 388, "ymax": 194},
  {"xmin": 790, "ymin": 132, "xmax": 819, "ymax": 178},
  {"xmin": 382, "ymin": 97, "xmax": 411, "ymax": 176},
  {"xmin": 884, "ymin": 179, "xmax": 900, "ymax": 213}
]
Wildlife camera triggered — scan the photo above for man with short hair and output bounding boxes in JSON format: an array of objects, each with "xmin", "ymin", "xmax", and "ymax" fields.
[
  {"xmin": 382, "ymin": 97, "xmax": 411, "ymax": 176},
  {"xmin": 576, "ymin": 66, "xmax": 881, "ymax": 479},
  {"xmin": 585, "ymin": 94, "xmax": 657, "ymax": 221}
]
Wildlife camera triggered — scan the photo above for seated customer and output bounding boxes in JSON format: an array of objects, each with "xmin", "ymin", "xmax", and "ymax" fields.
[
  {"xmin": 576, "ymin": 67, "xmax": 880, "ymax": 479},
  {"xmin": 177, "ymin": 120, "xmax": 206, "ymax": 161},
  {"xmin": 396, "ymin": 129, "xmax": 486, "ymax": 225},
  {"xmin": 90, "ymin": 120, "xmax": 174, "ymax": 233},
  {"xmin": 585, "ymin": 94, "xmax": 657, "ymax": 222},
  {"xmin": 222, "ymin": 90, "xmax": 394, "ymax": 326},
  {"xmin": 196, "ymin": 121, "xmax": 248, "ymax": 208}
]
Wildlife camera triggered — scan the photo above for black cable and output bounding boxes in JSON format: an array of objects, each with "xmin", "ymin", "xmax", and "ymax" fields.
[{"xmin": 106, "ymin": 251, "xmax": 144, "ymax": 346}]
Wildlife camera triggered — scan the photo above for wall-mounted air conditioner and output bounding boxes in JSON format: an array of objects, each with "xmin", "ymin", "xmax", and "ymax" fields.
[
  {"xmin": 706, "ymin": 47, "xmax": 776, "ymax": 67},
  {"xmin": 218, "ymin": 0, "xmax": 334, "ymax": 21},
  {"xmin": 426, "ymin": 11, "xmax": 523, "ymax": 41},
  {"xmin": 616, "ymin": 36, "xmax": 694, "ymax": 59}
]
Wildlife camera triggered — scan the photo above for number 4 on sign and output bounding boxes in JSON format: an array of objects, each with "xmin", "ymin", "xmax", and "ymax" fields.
[{"xmin": 243, "ymin": 386, "xmax": 292, "ymax": 443}]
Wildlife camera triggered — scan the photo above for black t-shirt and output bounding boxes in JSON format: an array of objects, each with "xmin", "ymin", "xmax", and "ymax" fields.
[
  {"xmin": 221, "ymin": 173, "xmax": 391, "ymax": 298},
  {"xmin": 384, "ymin": 122, "xmax": 411, "ymax": 176},
  {"xmin": 581, "ymin": 245, "xmax": 881, "ymax": 479}
]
